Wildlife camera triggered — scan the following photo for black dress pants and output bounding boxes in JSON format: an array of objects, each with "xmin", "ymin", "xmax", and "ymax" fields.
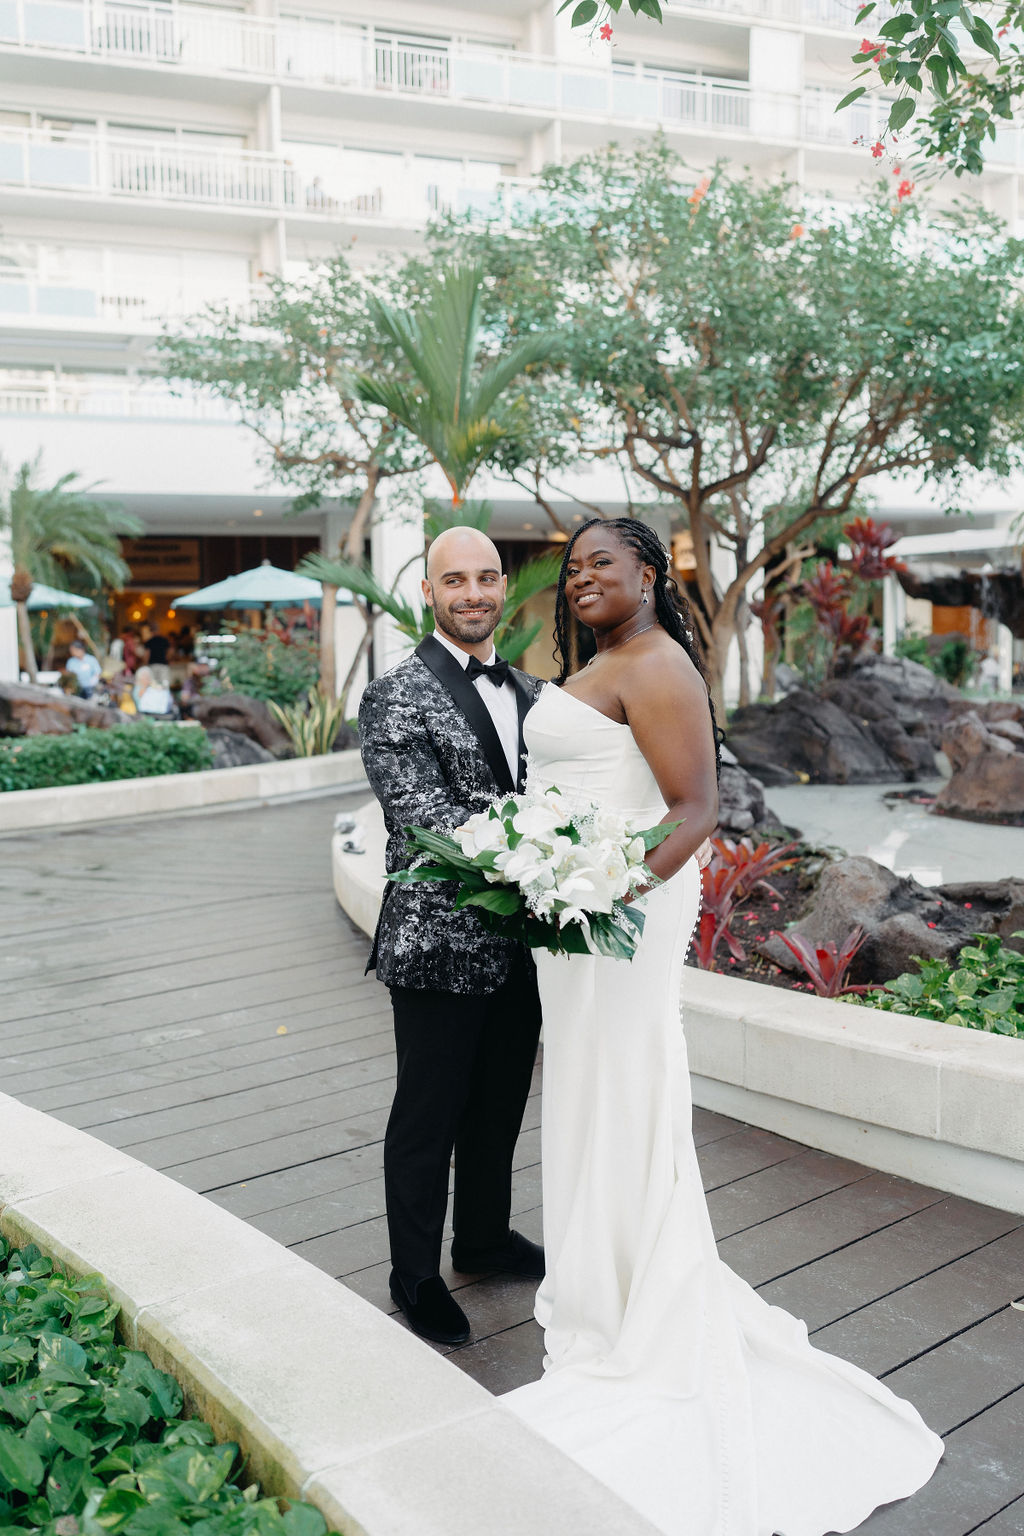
[{"xmin": 385, "ymin": 953, "xmax": 542, "ymax": 1286}]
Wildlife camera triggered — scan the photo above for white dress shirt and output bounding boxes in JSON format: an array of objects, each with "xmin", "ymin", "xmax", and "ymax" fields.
[{"xmin": 432, "ymin": 629, "xmax": 521, "ymax": 783}]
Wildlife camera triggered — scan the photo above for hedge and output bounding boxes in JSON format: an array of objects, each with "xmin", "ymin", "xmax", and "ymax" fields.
[
  {"xmin": 0, "ymin": 1236, "xmax": 335, "ymax": 1536},
  {"xmin": 0, "ymin": 725, "xmax": 214, "ymax": 793}
]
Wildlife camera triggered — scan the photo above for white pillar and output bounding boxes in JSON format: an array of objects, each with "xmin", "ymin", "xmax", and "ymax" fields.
[
  {"xmin": 0, "ymin": 532, "xmax": 16, "ymax": 682},
  {"xmin": 370, "ymin": 507, "xmax": 424, "ymax": 676},
  {"xmin": 748, "ymin": 26, "xmax": 802, "ymax": 141},
  {"xmin": 882, "ymin": 574, "xmax": 905, "ymax": 655},
  {"xmin": 998, "ymin": 622, "xmax": 1014, "ymax": 693}
]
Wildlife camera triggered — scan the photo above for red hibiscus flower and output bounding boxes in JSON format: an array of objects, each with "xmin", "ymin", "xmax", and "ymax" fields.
[
  {"xmin": 896, "ymin": 179, "xmax": 914, "ymax": 201},
  {"xmin": 871, "ymin": 141, "xmax": 884, "ymax": 158},
  {"xmin": 599, "ymin": 22, "xmax": 613, "ymax": 40}
]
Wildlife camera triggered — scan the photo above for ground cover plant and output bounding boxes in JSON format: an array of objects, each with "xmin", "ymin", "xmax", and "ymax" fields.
[
  {"xmin": 200, "ymin": 630, "xmax": 319, "ymax": 708},
  {"xmin": 0, "ymin": 1237, "xmax": 334, "ymax": 1536},
  {"xmin": 0, "ymin": 725, "xmax": 213, "ymax": 793},
  {"xmin": 849, "ymin": 932, "xmax": 1024, "ymax": 1036}
]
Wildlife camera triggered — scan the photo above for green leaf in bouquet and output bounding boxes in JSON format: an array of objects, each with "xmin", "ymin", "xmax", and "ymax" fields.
[
  {"xmin": 456, "ymin": 888, "xmax": 523, "ymax": 915},
  {"xmin": 552, "ymin": 922, "xmax": 595, "ymax": 956},
  {"xmin": 501, "ymin": 800, "xmax": 518, "ymax": 819},
  {"xmin": 402, "ymin": 826, "xmax": 479, "ymax": 873},
  {"xmin": 614, "ymin": 903, "xmax": 645, "ymax": 938},
  {"xmin": 639, "ymin": 818, "xmax": 684, "ymax": 851},
  {"xmin": 389, "ymin": 865, "xmax": 462, "ymax": 885},
  {"xmin": 588, "ymin": 916, "xmax": 638, "ymax": 960}
]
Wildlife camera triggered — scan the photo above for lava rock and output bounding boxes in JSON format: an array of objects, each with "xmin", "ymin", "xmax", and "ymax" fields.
[
  {"xmin": 716, "ymin": 747, "xmax": 785, "ymax": 836},
  {"xmin": 935, "ymin": 878, "xmax": 1024, "ymax": 952},
  {"xmin": 935, "ymin": 711, "xmax": 1024, "ymax": 825},
  {"xmin": 760, "ymin": 855, "xmax": 980, "ymax": 983},
  {"xmin": 0, "ymin": 680, "xmax": 127, "ymax": 737},
  {"xmin": 191, "ymin": 692, "xmax": 292, "ymax": 757},
  {"xmin": 205, "ymin": 728, "xmax": 277, "ymax": 769},
  {"xmin": 727, "ymin": 689, "xmax": 918, "ymax": 785}
]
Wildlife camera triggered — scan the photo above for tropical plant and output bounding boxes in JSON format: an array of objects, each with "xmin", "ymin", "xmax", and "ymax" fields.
[
  {"xmin": 0, "ymin": 722, "xmax": 212, "ymax": 793},
  {"xmin": 774, "ymin": 926, "xmax": 876, "ymax": 999},
  {"xmin": 201, "ymin": 627, "xmax": 319, "ymax": 706},
  {"xmin": 0, "ymin": 1236, "xmax": 334, "ymax": 1536},
  {"xmin": 158, "ymin": 255, "xmax": 427, "ymax": 700},
  {"xmin": 431, "ymin": 145, "xmax": 1024, "ymax": 715},
  {"xmin": 850, "ymin": 931, "xmax": 1024, "ymax": 1035},
  {"xmin": 0, "ymin": 455, "xmax": 140, "ymax": 683},
  {"xmin": 351, "ymin": 262, "xmax": 554, "ymax": 506},
  {"xmin": 692, "ymin": 836, "xmax": 801, "ymax": 971},
  {"xmin": 267, "ymin": 688, "xmax": 347, "ymax": 756}
]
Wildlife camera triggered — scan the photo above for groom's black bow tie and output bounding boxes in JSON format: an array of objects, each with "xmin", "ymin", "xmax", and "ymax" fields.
[{"xmin": 465, "ymin": 654, "xmax": 510, "ymax": 687}]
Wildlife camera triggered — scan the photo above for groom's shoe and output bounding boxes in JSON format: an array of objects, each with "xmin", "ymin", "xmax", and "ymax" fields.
[
  {"xmin": 451, "ymin": 1230, "xmax": 545, "ymax": 1280},
  {"xmin": 389, "ymin": 1271, "xmax": 471, "ymax": 1346}
]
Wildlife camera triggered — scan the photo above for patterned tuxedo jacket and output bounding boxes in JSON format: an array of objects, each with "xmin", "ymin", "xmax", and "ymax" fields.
[{"xmin": 358, "ymin": 634, "xmax": 545, "ymax": 995}]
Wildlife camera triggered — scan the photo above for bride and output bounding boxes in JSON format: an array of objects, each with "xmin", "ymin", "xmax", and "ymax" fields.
[{"xmin": 502, "ymin": 517, "xmax": 943, "ymax": 1536}]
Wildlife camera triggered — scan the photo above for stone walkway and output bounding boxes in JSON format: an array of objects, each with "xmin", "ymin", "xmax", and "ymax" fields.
[{"xmin": 1, "ymin": 792, "xmax": 1022, "ymax": 1535}]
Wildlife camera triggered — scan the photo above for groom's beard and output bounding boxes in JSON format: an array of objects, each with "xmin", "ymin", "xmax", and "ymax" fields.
[{"xmin": 429, "ymin": 591, "xmax": 503, "ymax": 645}]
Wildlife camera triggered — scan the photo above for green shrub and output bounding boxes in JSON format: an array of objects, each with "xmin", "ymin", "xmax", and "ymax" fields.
[
  {"xmin": 201, "ymin": 632, "xmax": 318, "ymax": 707},
  {"xmin": 850, "ymin": 931, "xmax": 1024, "ymax": 1036},
  {"xmin": 0, "ymin": 1237, "xmax": 335, "ymax": 1536},
  {"xmin": 0, "ymin": 724, "xmax": 213, "ymax": 793}
]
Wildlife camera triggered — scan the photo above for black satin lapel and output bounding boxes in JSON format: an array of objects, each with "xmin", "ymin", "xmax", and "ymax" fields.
[
  {"xmin": 416, "ymin": 636, "xmax": 516, "ymax": 795},
  {"xmin": 512, "ymin": 673, "xmax": 534, "ymax": 792}
]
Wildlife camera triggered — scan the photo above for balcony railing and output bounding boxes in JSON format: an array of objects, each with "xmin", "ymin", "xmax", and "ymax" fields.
[
  {"xmin": 0, "ymin": 373, "xmax": 238, "ymax": 418},
  {"xmin": 0, "ymin": 271, "xmax": 256, "ymax": 324}
]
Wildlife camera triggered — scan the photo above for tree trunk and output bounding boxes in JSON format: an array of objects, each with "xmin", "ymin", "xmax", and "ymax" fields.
[
  {"xmin": 735, "ymin": 602, "xmax": 751, "ymax": 708},
  {"xmin": 15, "ymin": 600, "xmax": 38, "ymax": 683},
  {"xmin": 319, "ymin": 582, "xmax": 338, "ymax": 699},
  {"xmin": 337, "ymin": 622, "xmax": 373, "ymax": 720}
]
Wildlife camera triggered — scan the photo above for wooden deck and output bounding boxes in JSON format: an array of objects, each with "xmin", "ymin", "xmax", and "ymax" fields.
[{"xmin": 1, "ymin": 791, "xmax": 1022, "ymax": 1535}]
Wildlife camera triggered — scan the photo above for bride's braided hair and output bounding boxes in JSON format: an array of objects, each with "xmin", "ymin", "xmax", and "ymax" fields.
[{"xmin": 553, "ymin": 517, "xmax": 721, "ymax": 776}]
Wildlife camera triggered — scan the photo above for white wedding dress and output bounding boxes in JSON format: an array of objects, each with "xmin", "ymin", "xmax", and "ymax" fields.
[{"xmin": 503, "ymin": 684, "xmax": 943, "ymax": 1536}]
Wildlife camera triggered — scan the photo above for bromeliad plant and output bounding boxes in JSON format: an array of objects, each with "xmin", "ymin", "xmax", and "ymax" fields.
[
  {"xmin": 391, "ymin": 784, "xmax": 680, "ymax": 960},
  {"xmin": 0, "ymin": 1237, "xmax": 335, "ymax": 1536},
  {"xmin": 773, "ymin": 926, "xmax": 876, "ymax": 999},
  {"xmin": 692, "ymin": 837, "xmax": 800, "ymax": 971}
]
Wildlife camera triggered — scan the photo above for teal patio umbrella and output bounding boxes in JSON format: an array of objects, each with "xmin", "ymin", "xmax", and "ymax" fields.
[
  {"xmin": 174, "ymin": 561, "xmax": 328, "ymax": 611},
  {"xmin": 0, "ymin": 578, "xmax": 95, "ymax": 611}
]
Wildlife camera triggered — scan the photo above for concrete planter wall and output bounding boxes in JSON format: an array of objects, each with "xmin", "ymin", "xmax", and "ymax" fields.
[
  {"xmin": 0, "ymin": 1093, "xmax": 656, "ymax": 1536},
  {"xmin": 0, "ymin": 750, "xmax": 366, "ymax": 832},
  {"xmin": 334, "ymin": 801, "xmax": 1024, "ymax": 1217}
]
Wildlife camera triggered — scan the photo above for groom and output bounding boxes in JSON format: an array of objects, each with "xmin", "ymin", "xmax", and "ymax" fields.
[{"xmin": 358, "ymin": 527, "xmax": 545, "ymax": 1346}]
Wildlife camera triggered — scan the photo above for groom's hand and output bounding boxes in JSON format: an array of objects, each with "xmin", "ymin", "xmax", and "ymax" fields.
[{"xmin": 696, "ymin": 837, "xmax": 714, "ymax": 871}]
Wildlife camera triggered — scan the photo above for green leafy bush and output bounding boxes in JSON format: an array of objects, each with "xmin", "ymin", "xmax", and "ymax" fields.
[
  {"xmin": 851, "ymin": 932, "xmax": 1024, "ymax": 1037},
  {"xmin": 894, "ymin": 632, "xmax": 978, "ymax": 688},
  {"xmin": 0, "ymin": 724, "xmax": 213, "ymax": 793},
  {"xmin": 0, "ymin": 1237, "xmax": 335, "ymax": 1536},
  {"xmin": 201, "ymin": 632, "xmax": 318, "ymax": 707}
]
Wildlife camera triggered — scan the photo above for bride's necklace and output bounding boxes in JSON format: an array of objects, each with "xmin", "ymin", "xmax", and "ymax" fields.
[{"xmin": 584, "ymin": 622, "xmax": 657, "ymax": 667}]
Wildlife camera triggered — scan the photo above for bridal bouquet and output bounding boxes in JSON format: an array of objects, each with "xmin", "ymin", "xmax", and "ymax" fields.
[{"xmin": 389, "ymin": 784, "xmax": 680, "ymax": 960}]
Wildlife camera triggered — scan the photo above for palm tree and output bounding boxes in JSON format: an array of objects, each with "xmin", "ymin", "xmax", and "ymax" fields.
[
  {"xmin": 352, "ymin": 263, "xmax": 554, "ymax": 505},
  {"xmin": 0, "ymin": 456, "xmax": 141, "ymax": 682}
]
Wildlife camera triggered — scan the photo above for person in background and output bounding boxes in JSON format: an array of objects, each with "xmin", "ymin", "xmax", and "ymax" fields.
[
  {"xmin": 122, "ymin": 626, "xmax": 141, "ymax": 674},
  {"xmin": 65, "ymin": 639, "xmax": 101, "ymax": 699},
  {"xmin": 133, "ymin": 666, "xmax": 176, "ymax": 716},
  {"xmin": 140, "ymin": 622, "xmax": 170, "ymax": 683}
]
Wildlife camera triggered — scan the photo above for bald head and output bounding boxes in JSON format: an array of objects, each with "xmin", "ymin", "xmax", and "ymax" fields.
[
  {"xmin": 425, "ymin": 526, "xmax": 502, "ymax": 584},
  {"xmin": 423, "ymin": 526, "xmax": 506, "ymax": 653}
]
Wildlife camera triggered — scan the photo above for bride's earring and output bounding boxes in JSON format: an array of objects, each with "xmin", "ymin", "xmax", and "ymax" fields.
[{"xmin": 641, "ymin": 587, "xmax": 649, "ymax": 606}]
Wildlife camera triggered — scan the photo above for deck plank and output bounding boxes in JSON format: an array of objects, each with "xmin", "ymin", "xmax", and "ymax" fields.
[{"xmin": 3, "ymin": 790, "xmax": 1022, "ymax": 1534}]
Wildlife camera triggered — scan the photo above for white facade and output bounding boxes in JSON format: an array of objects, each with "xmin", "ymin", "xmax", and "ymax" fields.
[{"xmin": 1, "ymin": 0, "xmax": 1022, "ymax": 689}]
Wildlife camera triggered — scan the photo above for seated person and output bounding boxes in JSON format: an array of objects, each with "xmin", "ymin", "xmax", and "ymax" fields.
[
  {"xmin": 133, "ymin": 666, "xmax": 177, "ymax": 716},
  {"xmin": 65, "ymin": 639, "xmax": 101, "ymax": 699}
]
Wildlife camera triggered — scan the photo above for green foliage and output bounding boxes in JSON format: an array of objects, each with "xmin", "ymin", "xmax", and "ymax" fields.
[
  {"xmin": 0, "ymin": 724, "xmax": 213, "ymax": 793},
  {"xmin": 558, "ymin": 0, "xmax": 663, "ymax": 28},
  {"xmin": 267, "ymin": 690, "xmax": 347, "ymax": 756},
  {"xmin": 894, "ymin": 632, "xmax": 978, "ymax": 687},
  {"xmin": 851, "ymin": 931, "xmax": 1024, "ymax": 1035},
  {"xmin": 157, "ymin": 256, "xmax": 423, "ymax": 517},
  {"xmin": 430, "ymin": 142, "xmax": 1024, "ymax": 703},
  {"xmin": 0, "ymin": 1237, "xmax": 335, "ymax": 1536},
  {"xmin": 352, "ymin": 263, "xmax": 553, "ymax": 503},
  {"xmin": 201, "ymin": 631, "xmax": 319, "ymax": 707},
  {"xmin": 845, "ymin": 0, "xmax": 1020, "ymax": 179},
  {"xmin": 0, "ymin": 456, "xmax": 139, "ymax": 596}
]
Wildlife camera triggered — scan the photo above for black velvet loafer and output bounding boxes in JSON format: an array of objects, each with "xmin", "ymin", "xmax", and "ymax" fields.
[
  {"xmin": 450, "ymin": 1229, "xmax": 545, "ymax": 1280},
  {"xmin": 389, "ymin": 1271, "xmax": 471, "ymax": 1345}
]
